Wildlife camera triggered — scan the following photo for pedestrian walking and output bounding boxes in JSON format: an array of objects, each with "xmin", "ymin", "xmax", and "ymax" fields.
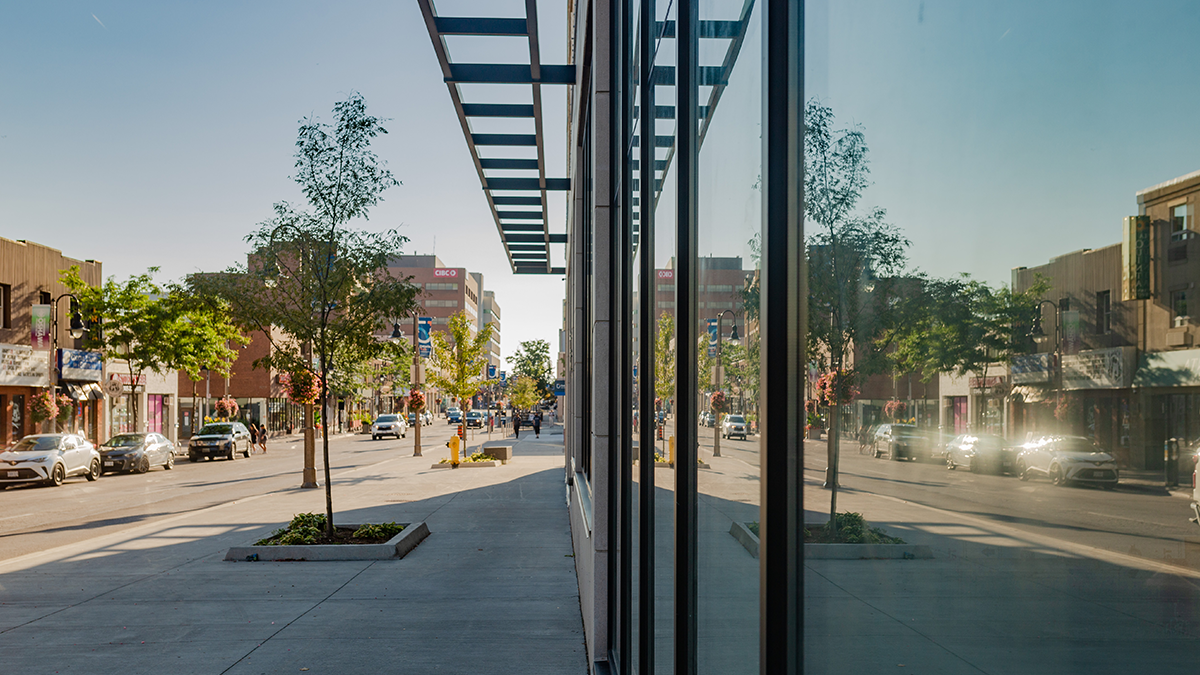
[
  {"xmin": 257, "ymin": 423, "xmax": 268, "ymax": 454},
  {"xmin": 532, "ymin": 413, "xmax": 541, "ymax": 438},
  {"xmin": 513, "ymin": 414, "xmax": 521, "ymax": 439}
]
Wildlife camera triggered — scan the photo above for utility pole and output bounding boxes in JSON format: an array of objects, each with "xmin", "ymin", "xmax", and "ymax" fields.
[{"xmin": 412, "ymin": 314, "xmax": 423, "ymax": 457}]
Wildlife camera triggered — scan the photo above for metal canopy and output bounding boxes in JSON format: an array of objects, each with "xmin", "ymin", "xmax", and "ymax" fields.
[{"xmin": 418, "ymin": 0, "xmax": 571, "ymax": 276}]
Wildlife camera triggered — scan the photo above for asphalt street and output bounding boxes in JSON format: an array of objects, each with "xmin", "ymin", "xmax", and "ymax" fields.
[{"xmin": 0, "ymin": 420, "xmax": 506, "ymax": 562}]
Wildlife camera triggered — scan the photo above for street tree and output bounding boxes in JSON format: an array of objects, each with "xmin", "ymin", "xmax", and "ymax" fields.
[
  {"xmin": 509, "ymin": 374, "xmax": 540, "ymax": 412},
  {"xmin": 61, "ymin": 267, "xmax": 243, "ymax": 427},
  {"xmin": 506, "ymin": 339, "xmax": 553, "ymax": 399},
  {"xmin": 804, "ymin": 98, "xmax": 910, "ymax": 530},
  {"xmin": 428, "ymin": 311, "xmax": 495, "ymax": 412},
  {"xmin": 191, "ymin": 93, "xmax": 418, "ymax": 537},
  {"xmin": 653, "ymin": 312, "xmax": 676, "ymax": 413}
]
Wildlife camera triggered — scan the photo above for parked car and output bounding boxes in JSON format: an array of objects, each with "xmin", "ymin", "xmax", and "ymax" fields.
[
  {"xmin": 945, "ymin": 433, "xmax": 1017, "ymax": 475},
  {"xmin": 447, "ymin": 407, "xmax": 463, "ymax": 424},
  {"xmin": 188, "ymin": 422, "xmax": 253, "ymax": 461},
  {"xmin": 721, "ymin": 414, "xmax": 748, "ymax": 440},
  {"xmin": 465, "ymin": 410, "xmax": 484, "ymax": 428},
  {"xmin": 1016, "ymin": 435, "xmax": 1119, "ymax": 488},
  {"xmin": 371, "ymin": 414, "xmax": 407, "ymax": 440},
  {"xmin": 0, "ymin": 434, "xmax": 101, "ymax": 487},
  {"xmin": 872, "ymin": 424, "xmax": 932, "ymax": 461},
  {"xmin": 99, "ymin": 432, "xmax": 175, "ymax": 474},
  {"xmin": 699, "ymin": 411, "xmax": 716, "ymax": 427}
]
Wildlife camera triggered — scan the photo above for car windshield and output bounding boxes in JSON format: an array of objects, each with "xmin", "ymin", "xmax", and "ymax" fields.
[
  {"xmin": 1058, "ymin": 438, "xmax": 1100, "ymax": 453},
  {"xmin": 727, "ymin": 415, "xmax": 745, "ymax": 423},
  {"xmin": 103, "ymin": 434, "xmax": 146, "ymax": 447},
  {"xmin": 7, "ymin": 436, "xmax": 62, "ymax": 452},
  {"xmin": 198, "ymin": 424, "xmax": 234, "ymax": 436},
  {"xmin": 467, "ymin": 411, "xmax": 482, "ymax": 417},
  {"xmin": 376, "ymin": 415, "xmax": 398, "ymax": 423},
  {"xmin": 893, "ymin": 426, "xmax": 923, "ymax": 438}
]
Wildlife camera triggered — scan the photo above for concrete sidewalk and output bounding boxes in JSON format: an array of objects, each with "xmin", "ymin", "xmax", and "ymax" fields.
[
  {"xmin": 804, "ymin": 477, "xmax": 1200, "ymax": 675},
  {"xmin": 0, "ymin": 426, "xmax": 584, "ymax": 675}
]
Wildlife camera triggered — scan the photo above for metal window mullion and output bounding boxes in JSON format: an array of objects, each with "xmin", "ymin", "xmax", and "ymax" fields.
[
  {"xmin": 675, "ymin": 1, "xmax": 700, "ymax": 674},
  {"xmin": 638, "ymin": 0, "xmax": 657, "ymax": 673},
  {"xmin": 760, "ymin": 1, "xmax": 804, "ymax": 673}
]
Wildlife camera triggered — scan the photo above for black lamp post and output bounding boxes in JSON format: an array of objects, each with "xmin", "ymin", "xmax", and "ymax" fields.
[
  {"xmin": 712, "ymin": 309, "xmax": 741, "ymax": 458},
  {"xmin": 49, "ymin": 293, "xmax": 86, "ymax": 434},
  {"xmin": 1030, "ymin": 299, "xmax": 1063, "ymax": 428}
]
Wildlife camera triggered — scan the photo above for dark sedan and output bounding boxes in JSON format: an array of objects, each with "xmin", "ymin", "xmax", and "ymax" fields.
[
  {"xmin": 945, "ymin": 433, "xmax": 1017, "ymax": 474},
  {"xmin": 873, "ymin": 424, "xmax": 932, "ymax": 461},
  {"xmin": 100, "ymin": 432, "xmax": 176, "ymax": 474}
]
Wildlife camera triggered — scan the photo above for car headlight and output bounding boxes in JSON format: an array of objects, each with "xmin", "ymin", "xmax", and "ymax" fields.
[{"xmin": 23, "ymin": 456, "xmax": 48, "ymax": 463}]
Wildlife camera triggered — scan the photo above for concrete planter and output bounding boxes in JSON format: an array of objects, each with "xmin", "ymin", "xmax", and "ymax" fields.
[
  {"xmin": 225, "ymin": 521, "xmax": 430, "ymax": 562},
  {"xmin": 430, "ymin": 460, "xmax": 499, "ymax": 469},
  {"xmin": 729, "ymin": 521, "xmax": 933, "ymax": 560}
]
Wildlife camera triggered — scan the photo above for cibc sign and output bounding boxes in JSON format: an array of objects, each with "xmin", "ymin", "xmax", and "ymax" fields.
[
  {"xmin": 433, "ymin": 269, "xmax": 459, "ymax": 278},
  {"xmin": 657, "ymin": 270, "xmax": 673, "ymax": 279}
]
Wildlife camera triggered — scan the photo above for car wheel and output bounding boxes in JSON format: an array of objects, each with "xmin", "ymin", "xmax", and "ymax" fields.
[
  {"xmin": 164, "ymin": 454, "xmax": 174, "ymax": 470},
  {"xmin": 873, "ymin": 445, "xmax": 881, "ymax": 459},
  {"xmin": 86, "ymin": 459, "xmax": 101, "ymax": 481},
  {"xmin": 970, "ymin": 458, "xmax": 983, "ymax": 474},
  {"xmin": 372, "ymin": 435, "xmax": 378, "ymax": 440},
  {"xmin": 946, "ymin": 456, "xmax": 956, "ymax": 470},
  {"xmin": 227, "ymin": 446, "xmax": 237, "ymax": 461},
  {"xmin": 48, "ymin": 463, "xmax": 66, "ymax": 487},
  {"xmin": 1017, "ymin": 460, "xmax": 1029, "ymax": 481},
  {"xmin": 243, "ymin": 442, "xmax": 251, "ymax": 458},
  {"xmin": 1049, "ymin": 464, "xmax": 1065, "ymax": 486},
  {"xmin": 136, "ymin": 456, "xmax": 151, "ymax": 474}
]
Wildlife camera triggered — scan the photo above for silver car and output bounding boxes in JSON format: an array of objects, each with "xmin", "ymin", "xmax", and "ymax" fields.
[
  {"xmin": 722, "ymin": 414, "xmax": 748, "ymax": 440},
  {"xmin": 1017, "ymin": 435, "xmax": 1119, "ymax": 488},
  {"xmin": 371, "ymin": 414, "xmax": 407, "ymax": 440},
  {"xmin": 0, "ymin": 434, "xmax": 101, "ymax": 487}
]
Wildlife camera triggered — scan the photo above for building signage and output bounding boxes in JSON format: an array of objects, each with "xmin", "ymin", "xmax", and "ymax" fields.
[
  {"xmin": 1123, "ymin": 215, "xmax": 1151, "ymax": 301},
  {"xmin": 418, "ymin": 317, "xmax": 433, "ymax": 357},
  {"xmin": 968, "ymin": 375, "xmax": 1007, "ymax": 390},
  {"xmin": 657, "ymin": 270, "xmax": 673, "ymax": 279},
  {"xmin": 433, "ymin": 268, "xmax": 459, "ymax": 278},
  {"xmin": 30, "ymin": 304, "xmax": 52, "ymax": 350},
  {"xmin": 706, "ymin": 319, "xmax": 718, "ymax": 357},
  {"xmin": 58, "ymin": 349, "xmax": 103, "ymax": 382},
  {"xmin": 553, "ymin": 379, "xmax": 566, "ymax": 396},
  {"xmin": 1062, "ymin": 346, "xmax": 1136, "ymax": 390},
  {"xmin": 0, "ymin": 343, "xmax": 49, "ymax": 386},
  {"xmin": 1012, "ymin": 353, "xmax": 1052, "ymax": 384},
  {"xmin": 1061, "ymin": 310, "xmax": 1081, "ymax": 355}
]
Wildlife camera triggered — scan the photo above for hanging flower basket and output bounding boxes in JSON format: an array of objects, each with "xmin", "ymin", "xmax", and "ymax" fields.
[
  {"xmin": 816, "ymin": 369, "xmax": 858, "ymax": 407},
  {"xmin": 409, "ymin": 389, "xmax": 426, "ymax": 413},
  {"xmin": 30, "ymin": 390, "xmax": 58, "ymax": 423},
  {"xmin": 884, "ymin": 400, "xmax": 907, "ymax": 420},
  {"xmin": 56, "ymin": 394, "xmax": 74, "ymax": 423},
  {"xmin": 214, "ymin": 396, "xmax": 239, "ymax": 420},
  {"xmin": 710, "ymin": 391, "xmax": 727, "ymax": 412},
  {"xmin": 286, "ymin": 369, "xmax": 320, "ymax": 405}
]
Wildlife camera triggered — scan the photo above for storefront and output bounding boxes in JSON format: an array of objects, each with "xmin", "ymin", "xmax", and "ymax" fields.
[
  {"xmin": 1132, "ymin": 348, "xmax": 1200, "ymax": 471},
  {"xmin": 1062, "ymin": 347, "xmax": 1136, "ymax": 466},
  {"xmin": 0, "ymin": 343, "xmax": 50, "ymax": 445},
  {"xmin": 56, "ymin": 348, "xmax": 103, "ymax": 443},
  {"xmin": 105, "ymin": 364, "xmax": 177, "ymax": 443}
]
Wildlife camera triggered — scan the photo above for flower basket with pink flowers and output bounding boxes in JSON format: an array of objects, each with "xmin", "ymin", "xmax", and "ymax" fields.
[
  {"xmin": 30, "ymin": 390, "xmax": 58, "ymax": 424},
  {"xmin": 214, "ymin": 396, "xmax": 239, "ymax": 420}
]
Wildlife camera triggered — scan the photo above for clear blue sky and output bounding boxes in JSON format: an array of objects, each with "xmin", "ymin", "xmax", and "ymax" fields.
[
  {"xmin": 807, "ymin": 0, "xmax": 1200, "ymax": 286},
  {"xmin": 2, "ymin": 0, "xmax": 1198, "ymax": 360},
  {"xmin": 0, "ymin": 0, "xmax": 568, "ymax": 365}
]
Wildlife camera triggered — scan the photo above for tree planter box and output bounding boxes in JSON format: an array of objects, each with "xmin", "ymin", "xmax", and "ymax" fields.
[
  {"xmin": 806, "ymin": 429, "xmax": 824, "ymax": 440},
  {"xmin": 729, "ymin": 521, "xmax": 933, "ymax": 560},
  {"xmin": 430, "ymin": 461, "xmax": 498, "ymax": 469},
  {"xmin": 225, "ymin": 521, "xmax": 429, "ymax": 562},
  {"xmin": 488, "ymin": 446, "xmax": 513, "ymax": 464}
]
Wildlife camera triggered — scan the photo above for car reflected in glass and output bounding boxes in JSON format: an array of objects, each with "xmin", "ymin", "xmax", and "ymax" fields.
[{"xmin": 945, "ymin": 433, "xmax": 1017, "ymax": 475}]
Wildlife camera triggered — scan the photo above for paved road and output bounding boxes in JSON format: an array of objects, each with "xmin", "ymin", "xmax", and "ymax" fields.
[{"xmin": 0, "ymin": 421, "xmax": 510, "ymax": 562}]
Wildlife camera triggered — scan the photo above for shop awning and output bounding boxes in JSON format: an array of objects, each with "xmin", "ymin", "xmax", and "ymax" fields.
[
  {"xmin": 1133, "ymin": 348, "xmax": 1200, "ymax": 387},
  {"xmin": 1010, "ymin": 385, "xmax": 1048, "ymax": 403}
]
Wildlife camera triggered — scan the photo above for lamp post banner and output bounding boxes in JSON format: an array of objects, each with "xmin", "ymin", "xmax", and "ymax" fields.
[
  {"xmin": 1061, "ymin": 310, "xmax": 1082, "ymax": 355},
  {"xmin": 0, "ymin": 343, "xmax": 49, "ymax": 386},
  {"xmin": 418, "ymin": 317, "xmax": 433, "ymax": 357},
  {"xmin": 31, "ymin": 304, "xmax": 51, "ymax": 350},
  {"xmin": 707, "ymin": 318, "xmax": 718, "ymax": 357}
]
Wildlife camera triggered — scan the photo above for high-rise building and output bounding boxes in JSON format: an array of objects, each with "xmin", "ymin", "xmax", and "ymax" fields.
[
  {"xmin": 480, "ymin": 290, "xmax": 501, "ymax": 369},
  {"xmin": 387, "ymin": 255, "xmax": 484, "ymax": 337}
]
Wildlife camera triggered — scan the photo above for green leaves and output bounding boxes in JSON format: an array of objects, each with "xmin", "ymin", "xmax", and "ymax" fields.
[
  {"xmin": 428, "ymin": 311, "xmax": 495, "ymax": 409},
  {"xmin": 506, "ymin": 339, "xmax": 553, "ymax": 399}
]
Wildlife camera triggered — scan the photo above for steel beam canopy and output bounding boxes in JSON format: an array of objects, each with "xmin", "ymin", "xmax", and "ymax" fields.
[{"xmin": 417, "ymin": 0, "xmax": 575, "ymax": 275}]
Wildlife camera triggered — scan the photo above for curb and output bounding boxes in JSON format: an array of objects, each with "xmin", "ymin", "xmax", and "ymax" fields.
[{"xmin": 224, "ymin": 521, "xmax": 430, "ymax": 562}]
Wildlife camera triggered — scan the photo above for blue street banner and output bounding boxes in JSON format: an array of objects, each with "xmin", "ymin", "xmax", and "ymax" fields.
[
  {"xmin": 553, "ymin": 379, "xmax": 566, "ymax": 396},
  {"xmin": 418, "ymin": 317, "xmax": 433, "ymax": 358},
  {"xmin": 488, "ymin": 364, "xmax": 497, "ymax": 379},
  {"xmin": 707, "ymin": 319, "xmax": 719, "ymax": 357},
  {"xmin": 500, "ymin": 371, "xmax": 507, "ymax": 384}
]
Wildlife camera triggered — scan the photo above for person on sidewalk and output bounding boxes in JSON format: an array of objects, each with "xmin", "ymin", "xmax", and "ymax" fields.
[
  {"xmin": 513, "ymin": 414, "xmax": 521, "ymax": 439},
  {"xmin": 532, "ymin": 413, "xmax": 541, "ymax": 438},
  {"xmin": 257, "ymin": 423, "xmax": 268, "ymax": 453}
]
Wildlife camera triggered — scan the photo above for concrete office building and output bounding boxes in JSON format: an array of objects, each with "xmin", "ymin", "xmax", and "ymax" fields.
[
  {"xmin": 417, "ymin": 1, "xmax": 802, "ymax": 672},
  {"xmin": 387, "ymin": 255, "xmax": 485, "ymax": 335},
  {"xmin": 480, "ymin": 290, "xmax": 502, "ymax": 369}
]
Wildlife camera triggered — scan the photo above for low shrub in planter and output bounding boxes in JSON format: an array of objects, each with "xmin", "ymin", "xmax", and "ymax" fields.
[
  {"xmin": 438, "ymin": 452, "xmax": 499, "ymax": 464},
  {"xmin": 254, "ymin": 512, "xmax": 406, "ymax": 546},
  {"xmin": 803, "ymin": 512, "xmax": 904, "ymax": 544}
]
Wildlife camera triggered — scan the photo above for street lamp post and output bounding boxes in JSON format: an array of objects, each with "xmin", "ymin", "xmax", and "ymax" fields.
[
  {"xmin": 712, "ymin": 309, "xmax": 740, "ymax": 458},
  {"xmin": 48, "ymin": 294, "xmax": 86, "ymax": 434},
  {"xmin": 1030, "ymin": 299, "xmax": 1063, "ymax": 430}
]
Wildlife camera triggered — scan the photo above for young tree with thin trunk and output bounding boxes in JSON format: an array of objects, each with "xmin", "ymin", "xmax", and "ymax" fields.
[{"xmin": 428, "ymin": 311, "xmax": 495, "ymax": 413}]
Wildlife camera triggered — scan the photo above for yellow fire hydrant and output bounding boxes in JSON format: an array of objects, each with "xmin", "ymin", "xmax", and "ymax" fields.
[{"xmin": 447, "ymin": 436, "xmax": 461, "ymax": 466}]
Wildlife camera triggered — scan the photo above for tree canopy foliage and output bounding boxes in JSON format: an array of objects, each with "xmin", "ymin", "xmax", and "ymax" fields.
[
  {"xmin": 428, "ymin": 312, "xmax": 495, "ymax": 411},
  {"xmin": 506, "ymin": 339, "xmax": 553, "ymax": 400}
]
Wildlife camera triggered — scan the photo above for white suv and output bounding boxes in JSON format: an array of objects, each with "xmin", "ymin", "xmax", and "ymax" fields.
[
  {"xmin": 1016, "ymin": 435, "xmax": 1119, "ymax": 488},
  {"xmin": 371, "ymin": 414, "xmax": 408, "ymax": 440}
]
